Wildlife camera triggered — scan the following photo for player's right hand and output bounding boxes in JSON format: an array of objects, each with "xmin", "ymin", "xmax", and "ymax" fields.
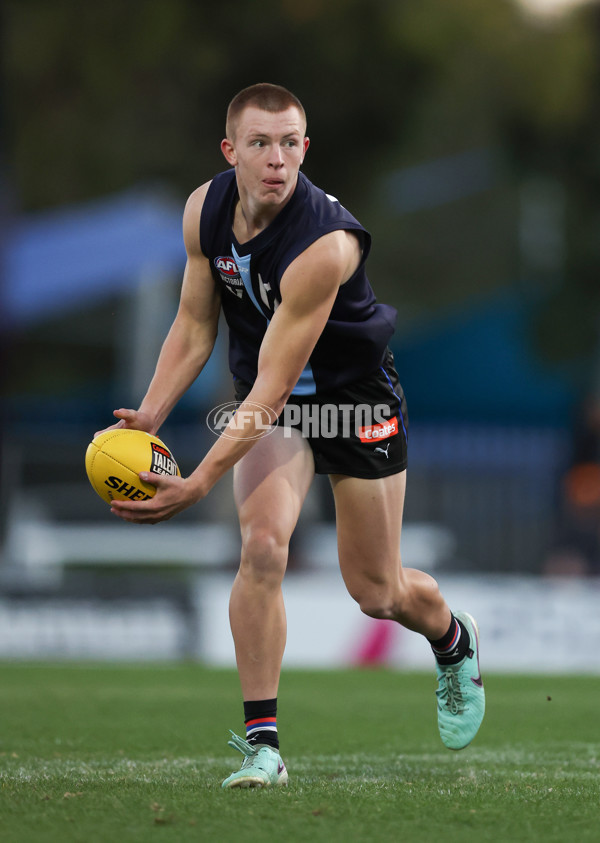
[{"xmin": 94, "ymin": 408, "xmax": 155, "ymax": 438}]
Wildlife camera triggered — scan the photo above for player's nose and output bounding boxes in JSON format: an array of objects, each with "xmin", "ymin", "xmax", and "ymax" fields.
[{"xmin": 268, "ymin": 146, "xmax": 284, "ymax": 167}]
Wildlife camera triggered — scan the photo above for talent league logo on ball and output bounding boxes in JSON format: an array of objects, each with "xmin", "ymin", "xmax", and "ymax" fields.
[
  {"xmin": 206, "ymin": 401, "xmax": 276, "ymax": 440},
  {"xmin": 150, "ymin": 442, "xmax": 178, "ymax": 476}
]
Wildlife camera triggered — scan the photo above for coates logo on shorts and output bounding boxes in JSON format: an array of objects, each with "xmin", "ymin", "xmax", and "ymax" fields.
[
  {"xmin": 206, "ymin": 401, "xmax": 277, "ymax": 440},
  {"xmin": 358, "ymin": 416, "xmax": 399, "ymax": 443}
]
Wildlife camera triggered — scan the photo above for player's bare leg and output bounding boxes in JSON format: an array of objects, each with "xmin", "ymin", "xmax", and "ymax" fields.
[
  {"xmin": 331, "ymin": 470, "xmax": 451, "ymax": 638},
  {"xmin": 222, "ymin": 426, "xmax": 314, "ymax": 788},
  {"xmin": 331, "ymin": 469, "xmax": 485, "ymax": 750},
  {"xmin": 230, "ymin": 425, "xmax": 314, "ymax": 700}
]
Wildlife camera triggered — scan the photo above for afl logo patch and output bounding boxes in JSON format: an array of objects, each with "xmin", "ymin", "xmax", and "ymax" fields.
[
  {"xmin": 215, "ymin": 256, "xmax": 242, "ymax": 282},
  {"xmin": 214, "ymin": 256, "xmax": 243, "ymax": 297}
]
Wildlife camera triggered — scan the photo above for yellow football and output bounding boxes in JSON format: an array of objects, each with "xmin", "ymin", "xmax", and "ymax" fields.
[{"xmin": 85, "ymin": 428, "xmax": 180, "ymax": 505}]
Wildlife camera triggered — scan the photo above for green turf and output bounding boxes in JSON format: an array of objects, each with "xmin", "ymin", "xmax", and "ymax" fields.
[{"xmin": 0, "ymin": 664, "xmax": 599, "ymax": 842}]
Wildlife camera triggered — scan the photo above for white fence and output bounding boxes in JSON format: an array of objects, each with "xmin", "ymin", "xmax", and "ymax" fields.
[{"xmin": 0, "ymin": 570, "xmax": 598, "ymax": 673}]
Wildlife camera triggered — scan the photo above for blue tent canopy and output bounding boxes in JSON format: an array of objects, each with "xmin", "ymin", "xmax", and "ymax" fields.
[{"xmin": 5, "ymin": 188, "xmax": 186, "ymax": 327}]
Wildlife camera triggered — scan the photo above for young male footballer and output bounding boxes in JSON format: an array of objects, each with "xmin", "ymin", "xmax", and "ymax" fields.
[{"xmin": 100, "ymin": 83, "xmax": 485, "ymax": 787}]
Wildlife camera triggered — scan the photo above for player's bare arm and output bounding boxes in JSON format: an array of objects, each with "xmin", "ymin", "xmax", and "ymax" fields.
[
  {"xmin": 111, "ymin": 229, "xmax": 360, "ymax": 523},
  {"xmin": 99, "ymin": 183, "xmax": 221, "ymax": 437},
  {"xmin": 193, "ymin": 229, "xmax": 361, "ymax": 478},
  {"xmin": 250, "ymin": 229, "xmax": 361, "ymax": 412},
  {"xmin": 108, "ymin": 184, "xmax": 221, "ymax": 523},
  {"xmin": 134, "ymin": 183, "xmax": 221, "ymax": 430}
]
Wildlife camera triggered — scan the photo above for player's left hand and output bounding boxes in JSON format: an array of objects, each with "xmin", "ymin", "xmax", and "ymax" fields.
[{"xmin": 110, "ymin": 472, "xmax": 201, "ymax": 524}]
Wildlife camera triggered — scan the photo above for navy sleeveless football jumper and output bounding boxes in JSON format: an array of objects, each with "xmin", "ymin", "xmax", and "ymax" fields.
[{"xmin": 200, "ymin": 169, "xmax": 397, "ymax": 396}]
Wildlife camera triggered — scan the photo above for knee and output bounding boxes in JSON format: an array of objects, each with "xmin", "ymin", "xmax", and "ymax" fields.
[{"xmin": 240, "ymin": 524, "xmax": 288, "ymax": 585}]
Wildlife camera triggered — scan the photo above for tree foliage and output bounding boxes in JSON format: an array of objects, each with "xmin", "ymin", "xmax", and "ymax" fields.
[{"xmin": 5, "ymin": 0, "xmax": 599, "ymax": 358}]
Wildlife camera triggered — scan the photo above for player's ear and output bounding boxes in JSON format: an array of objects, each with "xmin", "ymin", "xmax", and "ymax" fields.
[
  {"xmin": 301, "ymin": 136, "xmax": 310, "ymax": 164},
  {"xmin": 221, "ymin": 138, "xmax": 236, "ymax": 166}
]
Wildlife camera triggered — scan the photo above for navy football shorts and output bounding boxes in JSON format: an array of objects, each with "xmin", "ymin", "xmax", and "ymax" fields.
[{"xmin": 233, "ymin": 348, "xmax": 408, "ymax": 479}]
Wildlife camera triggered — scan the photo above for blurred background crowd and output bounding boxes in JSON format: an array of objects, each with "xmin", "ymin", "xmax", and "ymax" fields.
[{"xmin": 1, "ymin": 0, "xmax": 600, "ymax": 640}]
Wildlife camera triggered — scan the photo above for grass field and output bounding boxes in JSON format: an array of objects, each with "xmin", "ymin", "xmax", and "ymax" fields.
[{"xmin": 0, "ymin": 664, "xmax": 599, "ymax": 842}]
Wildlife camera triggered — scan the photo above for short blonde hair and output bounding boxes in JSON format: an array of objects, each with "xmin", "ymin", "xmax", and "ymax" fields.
[{"xmin": 226, "ymin": 83, "xmax": 307, "ymax": 139}]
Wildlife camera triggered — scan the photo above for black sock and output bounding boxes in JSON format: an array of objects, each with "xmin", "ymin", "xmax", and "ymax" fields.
[
  {"xmin": 429, "ymin": 614, "xmax": 471, "ymax": 665},
  {"xmin": 243, "ymin": 698, "xmax": 279, "ymax": 750}
]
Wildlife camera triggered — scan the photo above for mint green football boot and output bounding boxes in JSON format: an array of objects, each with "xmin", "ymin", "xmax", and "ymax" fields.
[
  {"xmin": 221, "ymin": 732, "xmax": 288, "ymax": 789},
  {"xmin": 435, "ymin": 611, "xmax": 485, "ymax": 751}
]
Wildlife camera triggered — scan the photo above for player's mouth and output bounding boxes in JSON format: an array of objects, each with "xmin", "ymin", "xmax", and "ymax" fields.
[{"xmin": 262, "ymin": 178, "xmax": 285, "ymax": 188}]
